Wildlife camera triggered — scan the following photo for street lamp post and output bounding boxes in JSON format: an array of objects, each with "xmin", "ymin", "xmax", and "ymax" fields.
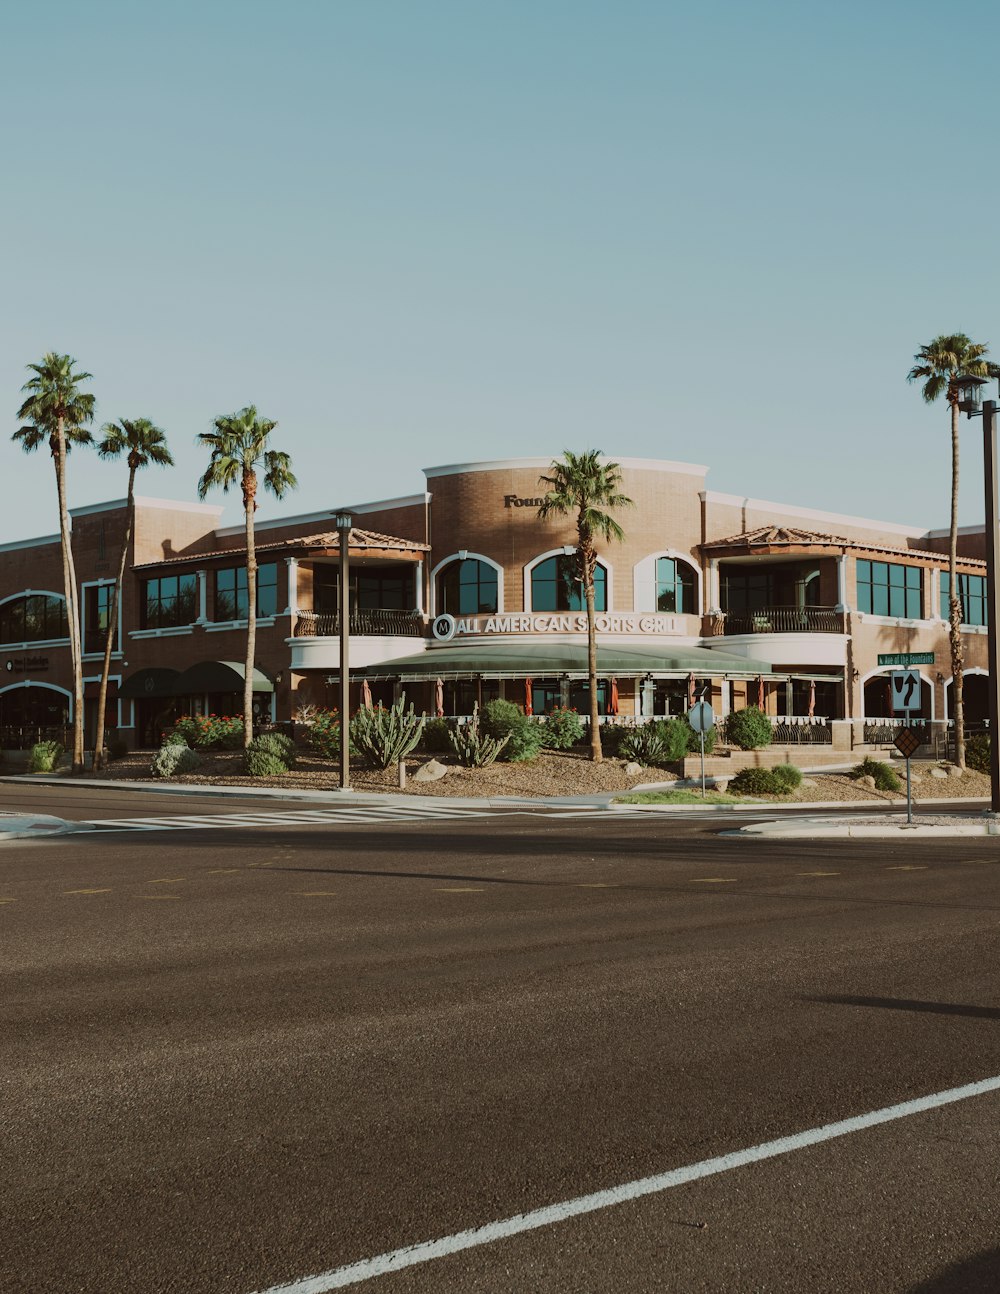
[
  {"xmin": 334, "ymin": 510, "xmax": 353, "ymax": 791},
  {"xmin": 957, "ymin": 378, "xmax": 1000, "ymax": 812}
]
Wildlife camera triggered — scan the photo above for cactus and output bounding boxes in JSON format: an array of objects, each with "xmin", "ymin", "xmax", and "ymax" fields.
[
  {"xmin": 349, "ymin": 696, "xmax": 426, "ymax": 769},
  {"xmin": 448, "ymin": 703, "xmax": 510, "ymax": 768}
]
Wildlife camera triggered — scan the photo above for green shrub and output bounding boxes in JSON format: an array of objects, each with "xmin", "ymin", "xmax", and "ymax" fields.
[
  {"xmin": 151, "ymin": 744, "xmax": 202, "ymax": 777},
  {"xmin": 967, "ymin": 732, "xmax": 991, "ymax": 775},
  {"xmin": 305, "ymin": 708, "xmax": 341, "ymax": 759},
  {"xmin": 850, "ymin": 757, "xmax": 901, "ymax": 792},
  {"xmin": 729, "ymin": 766, "xmax": 787, "ymax": 795},
  {"xmin": 28, "ymin": 741, "xmax": 63, "ymax": 773},
  {"xmin": 251, "ymin": 731, "xmax": 296, "ymax": 768},
  {"xmin": 350, "ymin": 698, "xmax": 425, "ymax": 769},
  {"xmin": 540, "ymin": 706, "xmax": 585, "ymax": 750},
  {"xmin": 163, "ymin": 729, "xmax": 189, "ymax": 747},
  {"xmin": 601, "ymin": 724, "xmax": 630, "ymax": 756},
  {"xmin": 481, "ymin": 699, "xmax": 543, "ymax": 763},
  {"xmin": 448, "ymin": 704, "xmax": 509, "ymax": 768},
  {"xmin": 682, "ymin": 716, "xmax": 717, "ymax": 756},
  {"xmin": 244, "ymin": 748, "xmax": 289, "ymax": 777},
  {"xmin": 421, "ymin": 717, "xmax": 453, "ymax": 753},
  {"xmin": 771, "ymin": 763, "xmax": 802, "ymax": 791},
  {"xmin": 654, "ymin": 719, "xmax": 692, "ymax": 763},
  {"xmin": 727, "ymin": 706, "xmax": 773, "ymax": 751},
  {"xmin": 619, "ymin": 725, "xmax": 671, "ymax": 767},
  {"xmin": 171, "ymin": 714, "xmax": 244, "ymax": 750}
]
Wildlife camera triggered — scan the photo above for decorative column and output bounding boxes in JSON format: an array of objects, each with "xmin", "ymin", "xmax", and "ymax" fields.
[
  {"xmin": 285, "ymin": 557, "xmax": 299, "ymax": 620},
  {"xmin": 835, "ymin": 554, "xmax": 849, "ymax": 612},
  {"xmin": 414, "ymin": 560, "xmax": 424, "ymax": 615},
  {"xmin": 707, "ymin": 559, "xmax": 721, "ymax": 613},
  {"xmin": 196, "ymin": 570, "xmax": 208, "ymax": 624}
]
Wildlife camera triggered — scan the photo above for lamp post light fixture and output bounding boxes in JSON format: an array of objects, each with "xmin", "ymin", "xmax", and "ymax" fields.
[
  {"xmin": 334, "ymin": 510, "xmax": 353, "ymax": 790},
  {"xmin": 956, "ymin": 375, "xmax": 1000, "ymax": 813}
]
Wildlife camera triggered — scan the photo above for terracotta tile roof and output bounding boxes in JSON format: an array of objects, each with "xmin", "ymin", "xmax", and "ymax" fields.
[
  {"xmin": 133, "ymin": 527, "xmax": 429, "ymax": 570},
  {"xmin": 702, "ymin": 525, "xmax": 985, "ymax": 567}
]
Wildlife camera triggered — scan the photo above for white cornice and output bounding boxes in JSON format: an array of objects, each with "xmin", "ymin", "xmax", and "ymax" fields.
[
  {"xmin": 424, "ymin": 457, "xmax": 708, "ymax": 479},
  {"xmin": 0, "ymin": 533, "xmax": 60, "ymax": 553},
  {"xmin": 699, "ymin": 490, "xmax": 923, "ymax": 538},
  {"xmin": 215, "ymin": 493, "xmax": 429, "ymax": 539},
  {"xmin": 70, "ymin": 496, "xmax": 223, "ymax": 519}
]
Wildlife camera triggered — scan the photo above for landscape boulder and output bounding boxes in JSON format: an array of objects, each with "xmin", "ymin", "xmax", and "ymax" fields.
[
  {"xmin": 414, "ymin": 759, "xmax": 449, "ymax": 783},
  {"xmin": 624, "ymin": 762, "xmax": 643, "ymax": 777}
]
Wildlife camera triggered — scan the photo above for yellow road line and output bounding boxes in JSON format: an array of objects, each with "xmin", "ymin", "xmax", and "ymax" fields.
[
  {"xmin": 690, "ymin": 878, "xmax": 738, "ymax": 884},
  {"xmin": 436, "ymin": 887, "xmax": 485, "ymax": 892},
  {"xmin": 886, "ymin": 865, "xmax": 928, "ymax": 871},
  {"xmin": 0, "ymin": 897, "xmax": 15, "ymax": 904},
  {"xmin": 798, "ymin": 871, "xmax": 840, "ymax": 877},
  {"xmin": 577, "ymin": 883, "xmax": 619, "ymax": 888},
  {"xmin": 139, "ymin": 894, "xmax": 181, "ymax": 900},
  {"xmin": 64, "ymin": 888, "xmax": 112, "ymax": 895},
  {"xmin": 148, "ymin": 878, "xmax": 185, "ymax": 884},
  {"xmin": 207, "ymin": 868, "xmax": 241, "ymax": 874}
]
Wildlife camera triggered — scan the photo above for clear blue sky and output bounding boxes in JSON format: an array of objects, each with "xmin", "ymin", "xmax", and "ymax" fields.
[{"xmin": 2, "ymin": 0, "xmax": 999, "ymax": 541}]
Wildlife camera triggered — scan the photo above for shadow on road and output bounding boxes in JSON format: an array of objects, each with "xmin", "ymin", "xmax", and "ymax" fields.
[
  {"xmin": 910, "ymin": 1248, "xmax": 1000, "ymax": 1291},
  {"xmin": 808, "ymin": 994, "xmax": 1000, "ymax": 1021}
]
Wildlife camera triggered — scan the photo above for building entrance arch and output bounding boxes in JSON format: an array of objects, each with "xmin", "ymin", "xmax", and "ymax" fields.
[
  {"xmin": 0, "ymin": 681, "xmax": 71, "ymax": 745},
  {"xmin": 943, "ymin": 669, "xmax": 989, "ymax": 725},
  {"xmin": 861, "ymin": 669, "xmax": 933, "ymax": 720}
]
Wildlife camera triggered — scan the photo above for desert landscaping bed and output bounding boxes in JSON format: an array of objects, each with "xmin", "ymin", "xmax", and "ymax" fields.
[{"xmin": 38, "ymin": 748, "xmax": 995, "ymax": 804}]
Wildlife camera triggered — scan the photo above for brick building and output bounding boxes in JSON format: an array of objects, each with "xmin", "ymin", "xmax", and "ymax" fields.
[{"xmin": 0, "ymin": 456, "xmax": 989, "ymax": 748}]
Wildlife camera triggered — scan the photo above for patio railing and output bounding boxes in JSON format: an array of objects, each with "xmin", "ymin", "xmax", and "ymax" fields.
[
  {"xmin": 711, "ymin": 606, "xmax": 843, "ymax": 635},
  {"xmin": 293, "ymin": 609, "xmax": 424, "ymax": 638}
]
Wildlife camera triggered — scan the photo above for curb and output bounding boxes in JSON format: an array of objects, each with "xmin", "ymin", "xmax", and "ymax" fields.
[{"xmin": 0, "ymin": 812, "xmax": 96, "ymax": 841}]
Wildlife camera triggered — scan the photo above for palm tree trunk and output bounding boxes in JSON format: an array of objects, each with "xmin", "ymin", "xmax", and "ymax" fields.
[
  {"xmin": 93, "ymin": 466, "xmax": 136, "ymax": 772},
  {"xmin": 949, "ymin": 399, "xmax": 965, "ymax": 768},
  {"xmin": 583, "ymin": 553, "xmax": 602, "ymax": 763},
  {"xmin": 243, "ymin": 473, "xmax": 258, "ymax": 750},
  {"xmin": 53, "ymin": 419, "xmax": 85, "ymax": 774}
]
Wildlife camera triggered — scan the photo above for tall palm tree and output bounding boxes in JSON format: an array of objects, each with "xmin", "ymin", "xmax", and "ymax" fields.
[
  {"xmin": 197, "ymin": 407, "xmax": 296, "ymax": 749},
  {"xmin": 538, "ymin": 450, "xmax": 633, "ymax": 762},
  {"xmin": 92, "ymin": 419, "xmax": 174, "ymax": 771},
  {"xmin": 13, "ymin": 354, "xmax": 95, "ymax": 774},
  {"xmin": 908, "ymin": 335, "xmax": 1000, "ymax": 768}
]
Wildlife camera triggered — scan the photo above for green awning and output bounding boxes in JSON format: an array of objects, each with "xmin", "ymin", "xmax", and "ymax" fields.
[
  {"xmin": 352, "ymin": 641, "xmax": 777, "ymax": 681},
  {"xmin": 119, "ymin": 667, "xmax": 180, "ymax": 699},
  {"xmin": 173, "ymin": 661, "xmax": 274, "ymax": 694}
]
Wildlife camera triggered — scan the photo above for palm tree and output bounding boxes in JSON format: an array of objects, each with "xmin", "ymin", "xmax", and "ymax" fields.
[
  {"xmin": 197, "ymin": 408, "xmax": 296, "ymax": 749},
  {"xmin": 13, "ymin": 354, "xmax": 95, "ymax": 774},
  {"xmin": 908, "ymin": 335, "xmax": 1000, "ymax": 768},
  {"xmin": 92, "ymin": 419, "xmax": 174, "ymax": 771},
  {"xmin": 538, "ymin": 451, "xmax": 633, "ymax": 762}
]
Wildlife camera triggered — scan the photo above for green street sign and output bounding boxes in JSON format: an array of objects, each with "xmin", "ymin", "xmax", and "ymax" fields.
[{"xmin": 877, "ymin": 652, "xmax": 935, "ymax": 667}]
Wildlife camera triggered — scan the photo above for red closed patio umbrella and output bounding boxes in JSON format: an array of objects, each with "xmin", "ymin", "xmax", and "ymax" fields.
[
  {"xmin": 435, "ymin": 678, "xmax": 445, "ymax": 717},
  {"xmin": 361, "ymin": 678, "xmax": 373, "ymax": 710},
  {"xmin": 687, "ymin": 672, "xmax": 696, "ymax": 709},
  {"xmin": 524, "ymin": 677, "xmax": 533, "ymax": 716},
  {"xmin": 609, "ymin": 677, "xmax": 619, "ymax": 715},
  {"xmin": 807, "ymin": 680, "xmax": 816, "ymax": 719},
  {"xmin": 757, "ymin": 675, "xmax": 765, "ymax": 709}
]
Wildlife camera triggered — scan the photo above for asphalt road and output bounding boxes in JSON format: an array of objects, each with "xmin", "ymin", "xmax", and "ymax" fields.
[{"xmin": 4, "ymin": 787, "xmax": 1000, "ymax": 1293}]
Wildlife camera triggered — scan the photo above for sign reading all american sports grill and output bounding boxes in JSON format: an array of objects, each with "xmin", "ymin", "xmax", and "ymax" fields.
[{"xmin": 432, "ymin": 613, "xmax": 683, "ymax": 640}]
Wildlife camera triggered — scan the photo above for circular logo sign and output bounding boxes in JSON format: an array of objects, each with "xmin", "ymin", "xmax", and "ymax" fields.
[
  {"xmin": 4, "ymin": 660, "xmax": 11, "ymax": 673},
  {"xmin": 432, "ymin": 613, "xmax": 457, "ymax": 642}
]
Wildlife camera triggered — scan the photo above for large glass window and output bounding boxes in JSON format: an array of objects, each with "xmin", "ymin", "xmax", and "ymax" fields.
[
  {"xmin": 531, "ymin": 555, "xmax": 606, "ymax": 612},
  {"xmin": 655, "ymin": 557, "xmax": 697, "ymax": 613},
  {"xmin": 214, "ymin": 563, "xmax": 278, "ymax": 621},
  {"xmin": 857, "ymin": 560, "xmax": 922, "ymax": 619},
  {"xmin": 143, "ymin": 573, "xmax": 198, "ymax": 629},
  {"xmin": 84, "ymin": 584, "xmax": 117, "ymax": 653},
  {"xmin": 357, "ymin": 569, "xmax": 414, "ymax": 611},
  {"xmin": 437, "ymin": 558, "xmax": 498, "ymax": 615},
  {"xmin": 0, "ymin": 594, "xmax": 68, "ymax": 644},
  {"xmin": 941, "ymin": 572, "xmax": 987, "ymax": 626},
  {"xmin": 721, "ymin": 570, "xmax": 772, "ymax": 612}
]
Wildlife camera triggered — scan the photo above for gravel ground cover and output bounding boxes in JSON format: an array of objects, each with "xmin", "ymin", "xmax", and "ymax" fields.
[{"xmin": 41, "ymin": 749, "xmax": 995, "ymax": 803}]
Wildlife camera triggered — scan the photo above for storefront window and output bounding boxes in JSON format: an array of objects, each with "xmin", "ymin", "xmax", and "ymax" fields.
[
  {"xmin": 357, "ymin": 569, "xmax": 414, "ymax": 610},
  {"xmin": 84, "ymin": 584, "xmax": 117, "ymax": 653},
  {"xmin": 857, "ymin": 560, "xmax": 922, "ymax": 619},
  {"xmin": 655, "ymin": 558, "xmax": 697, "ymax": 613},
  {"xmin": 437, "ymin": 559, "xmax": 498, "ymax": 615},
  {"xmin": 531, "ymin": 555, "xmax": 606, "ymax": 612},
  {"xmin": 940, "ymin": 572, "xmax": 987, "ymax": 626},
  {"xmin": 214, "ymin": 563, "xmax": 278, "ymax": 620},
  {"xmin": 0, "ymin": 594, "xmax": 68, "ymax": 644},
  {"xmin": 142, "ymin": 574, "xmax": 198, "ymax": 629}
]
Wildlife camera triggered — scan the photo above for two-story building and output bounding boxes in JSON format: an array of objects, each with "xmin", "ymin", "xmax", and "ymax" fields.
[{"xmin": 0, "ymin": 456, "xmax": 989, "ymax": 748}]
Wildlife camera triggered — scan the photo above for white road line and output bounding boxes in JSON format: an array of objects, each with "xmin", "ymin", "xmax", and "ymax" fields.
[{"xmin": 248, "ymin": 1072, "xmax": 1000, "ymax": 1294}]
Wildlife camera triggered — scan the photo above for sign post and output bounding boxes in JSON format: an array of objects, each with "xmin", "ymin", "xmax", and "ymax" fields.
[
  {"xmin": 687, "ymin": 701, "xmax": 715, "ymax": 798},
  {"xmin": 893, "ymin": 726, "xmax": 921, "ymax": 824}
]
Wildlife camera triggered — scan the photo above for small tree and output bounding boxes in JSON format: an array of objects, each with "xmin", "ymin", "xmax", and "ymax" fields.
[
  {"xmin": 93, "ymin": 419, "xmax": 173, "ymax": 770},
  {"xmin": 537, "ymin": 451, "xmax": 633, "ymax": 762},
  {"xmin": 13, "ymin": 354, "xmax": 95, "ymax": 774},
  {"xmin": 198, "ymin": 407, "xmax": 297, "ymax": 748}
]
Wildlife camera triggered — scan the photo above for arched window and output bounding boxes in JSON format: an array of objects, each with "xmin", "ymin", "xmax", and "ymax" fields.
[
  {"xmin": 655, "ymin": 557, "xmax": 697, "ymax": 613},
  {"xmin": 531, "ymin": 555, "xmax": 606, "ymax": 612},
  {"xmin": 437, "ymin": 558, "xmax": 499, "ymax": 615},
  {"xmin": 0, "ymin": 593, "xmax": 69, "ymax": 644}
]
